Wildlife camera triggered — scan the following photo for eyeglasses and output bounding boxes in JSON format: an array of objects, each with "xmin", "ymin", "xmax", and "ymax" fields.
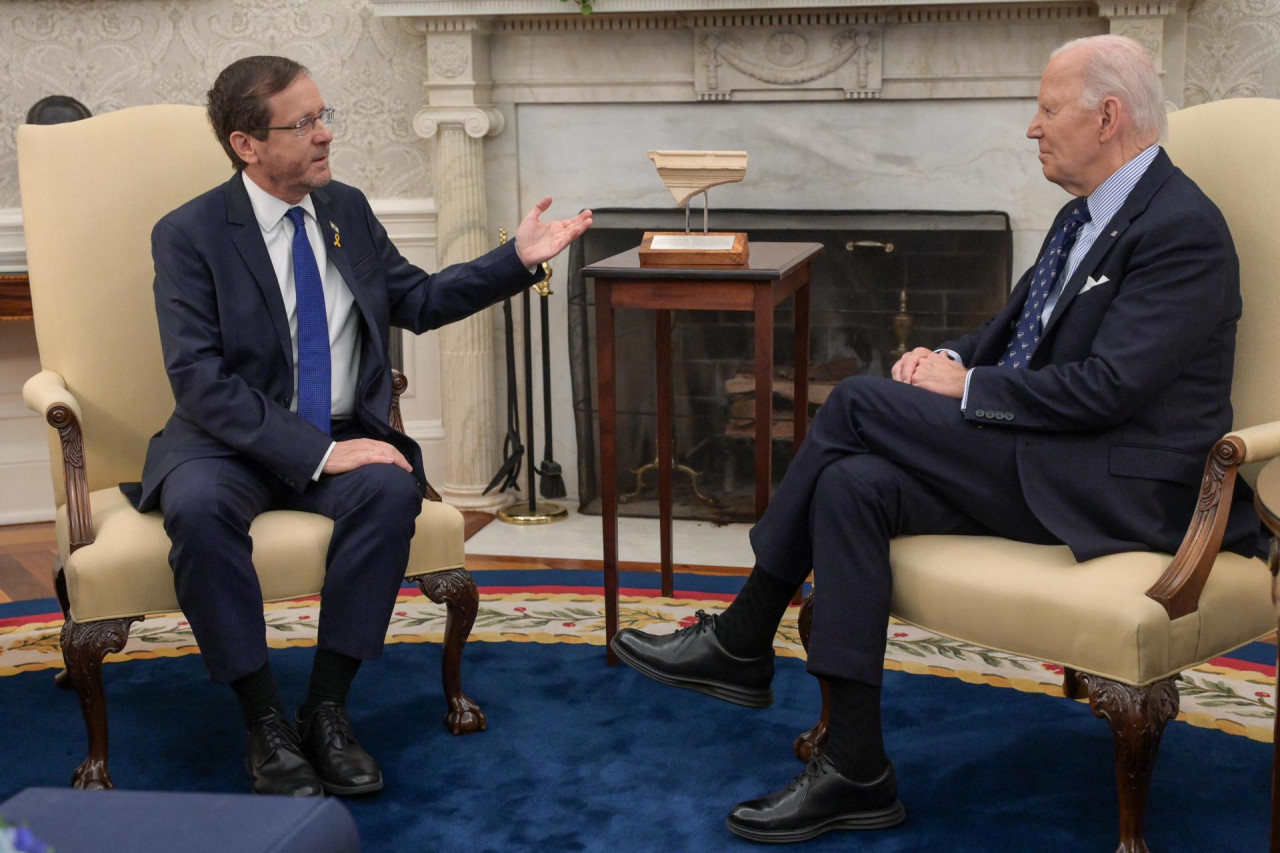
[{"xmin": 262, "ymin": 107, "xmax": 335, "ymax": 138}]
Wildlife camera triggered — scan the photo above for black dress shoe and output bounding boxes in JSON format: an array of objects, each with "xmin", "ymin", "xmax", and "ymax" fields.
[
  {"xmin": 245, "ymin": 709, "xmax": 323, "ymax": 797},
  {"xmin": 297, "ymin": 702, "xmax": 383, "ymax": 795},
  {"xmin": 727, "ymin": 755, "xmax": 905, "ymax": 843},
  {"xmin": 610, "ymin": 609, "xmax": 774, "ymax": 708}
]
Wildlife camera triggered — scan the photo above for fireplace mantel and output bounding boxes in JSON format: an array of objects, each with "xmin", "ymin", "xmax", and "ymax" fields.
[
  {"xmin": 375, "ymin": 0, "xmax": 1183, "ymax": 105},
  {"xmin": 373, "ymin": 0, "xmax": 1174, "ymax": 17}
]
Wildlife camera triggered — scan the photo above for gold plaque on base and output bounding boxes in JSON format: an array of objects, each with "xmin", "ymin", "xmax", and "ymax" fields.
[
  {"xmin": 638, "ymin": 231, "xmax": 749, "ymax": 268},
  {"xmin": 497, "ymin": 501, "xmax": 569, "ymax": 525}
]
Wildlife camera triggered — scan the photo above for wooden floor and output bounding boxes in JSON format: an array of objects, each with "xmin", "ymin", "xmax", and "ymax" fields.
[
  {"xmin": 0, "ymin": 522, "xmax": 58, "ymax": 603},
  {"xmin": 0, "ymin": 512, "xmax": 749, "ymax": 606}
]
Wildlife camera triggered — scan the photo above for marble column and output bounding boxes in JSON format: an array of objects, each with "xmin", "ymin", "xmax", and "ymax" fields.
[{"xmin": 415, "ymin": 105, "xmax": 509, "ymax": 510}]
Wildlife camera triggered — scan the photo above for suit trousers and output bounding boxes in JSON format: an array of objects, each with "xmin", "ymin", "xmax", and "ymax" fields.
[
  {"xmin": 749, "ymin": 376, "xmax": 1059, "ymax": 685},
  {"xmin": 159, "ymin": 421, "xmax": 423, "ymax": 683}
]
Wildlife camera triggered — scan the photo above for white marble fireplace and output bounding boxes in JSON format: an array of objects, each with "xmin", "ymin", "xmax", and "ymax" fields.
[{"xmin": 373, "ymin": 0, "xmax": 1186, "ymax": 508}]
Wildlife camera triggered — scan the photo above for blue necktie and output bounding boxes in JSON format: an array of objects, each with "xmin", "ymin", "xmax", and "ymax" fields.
[
  {"xmin": 999, "ymin": 200, "xmax": 1091, "ymax": 369},
  {"xmin": 285, "ymin": 206, "xmax": 331, "ymax": 434}
]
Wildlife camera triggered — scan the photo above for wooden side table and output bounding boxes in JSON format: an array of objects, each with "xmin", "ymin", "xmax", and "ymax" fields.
[
  {"xmin": 1254, "ymin": 458, "xmax": 1280, "ymax": 853},
  {"xmin": 0, "ymin": 272, "xmax": 33, "ymax": 320},
  {"xmin": 584, "ymin": 242, "xmax": 824, "ymax": 663}
]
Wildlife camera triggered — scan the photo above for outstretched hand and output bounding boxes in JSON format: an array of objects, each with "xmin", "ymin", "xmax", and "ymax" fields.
[{"xmin": 514, "ymin": 197, "xmax": 593, "ymax": 268}]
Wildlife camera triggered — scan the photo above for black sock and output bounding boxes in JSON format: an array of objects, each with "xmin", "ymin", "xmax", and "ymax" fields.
[
  {"xmin": 230, "ymin": 661, "xmax": 285, "ymax": 728},
  {"xmin": 715, "ymin": 567, "xmax": 799, "ymax": 657},
  {"xmin": 299, "ymin": 649, "xmax": 362, "ymax": 718},
  {"xmin": 822, "ymin": 676, "xmax": 888, "ymax": 782}
]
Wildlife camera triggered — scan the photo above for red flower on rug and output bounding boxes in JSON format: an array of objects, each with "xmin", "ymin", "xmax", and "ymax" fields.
[
  {"xmin": 678, "ymin": 615, "xmax": 700, "ymax": 628},
  {"xmin": 1041, "ymin": 663, "xmax": 1064, "ymax": 674}
]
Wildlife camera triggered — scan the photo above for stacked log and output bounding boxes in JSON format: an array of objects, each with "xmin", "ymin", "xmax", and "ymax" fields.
[{"xmin": 723, "ymin": 356, "xmax": 861, "ymax": 439}]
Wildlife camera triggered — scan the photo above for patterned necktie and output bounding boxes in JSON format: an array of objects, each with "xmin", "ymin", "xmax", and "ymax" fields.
[
  {"xmin": 999, "ymin": 200, "xmax": 1091, "ymax": 369},
  {"xmin": 285, "ymin": 206, "xmax": 331, "ymax": 434}
]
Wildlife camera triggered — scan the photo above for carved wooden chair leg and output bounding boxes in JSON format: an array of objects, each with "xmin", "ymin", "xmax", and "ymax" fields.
[
  {"xmin": 793, "ymin": 591, "xmax": 830, "ymax": 761},
  {"xmin": 1079, "ymin": 673, "xmax": 1180, "ymax": 853},
  {"xmin": 60, "ymin": 614, "xmax": 141, "ymax": 789},
  {"xmin": 417, "ymin": 568, "xmax": 487, "ymax": 735},
  {"xmin": 53, "ymin": 563, "xmax": 72, "ymax": 690}
]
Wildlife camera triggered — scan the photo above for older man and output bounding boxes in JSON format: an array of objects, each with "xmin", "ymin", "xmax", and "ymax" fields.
[
  {"xmin": 612, "ymin": 34, "xmax": 1259, "ymax": 841},
  {"xmin": 136, "ymin": 56, "xmax": 590, "ymax": 796}
]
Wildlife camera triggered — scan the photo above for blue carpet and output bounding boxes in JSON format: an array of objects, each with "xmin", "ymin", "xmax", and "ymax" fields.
[{"xmin": 0, "ymin": 640, "xmax": 1268, "ymax": 851}]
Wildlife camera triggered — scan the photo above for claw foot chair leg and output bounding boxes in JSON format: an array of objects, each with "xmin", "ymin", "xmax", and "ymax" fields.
[
  {"xmin": 793, "ymin": 591, "xmax": 830, "ymax": 760},
  {"xmin": 59, "ymin": 614, "xmax": 142, "ymax": 789},
  {"xmin": 417, "ymin": 568, "xmax": 487, "ymax": 735},
  {"xmin": 1079, "ymin": 673, "xmax": 1180, "ymax": 853}
]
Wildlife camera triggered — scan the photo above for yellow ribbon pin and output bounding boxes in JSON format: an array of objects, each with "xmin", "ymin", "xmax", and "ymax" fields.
[{"xmin": 329, "ymin": 220, "xmax": 341, "ymax": 248}]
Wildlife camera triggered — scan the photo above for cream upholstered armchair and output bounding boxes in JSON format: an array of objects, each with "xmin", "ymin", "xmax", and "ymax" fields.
[
  {"xmin": 795, "ymin": 97, "xmax": 1280, "ymax": 853},
  {"xmin": 18, "ymin": 105, "xmax": 484, "ymax": 791}
]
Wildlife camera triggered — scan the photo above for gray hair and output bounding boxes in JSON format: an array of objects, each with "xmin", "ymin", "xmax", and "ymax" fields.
[{"xmin": 1052, "ymin": 35, "xmax": 1167, "ymax": 145}]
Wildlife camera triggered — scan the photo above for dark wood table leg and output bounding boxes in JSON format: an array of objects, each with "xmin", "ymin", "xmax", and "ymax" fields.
[
  {"xmin": 596, "ymin": 280, "xmax": 620, "ymax": 665},
  {"xmin": 793, "ymin": 276, "xmax": 810, "ymax": 450},
  {"xmin": 656, "ymin": 309, "xmax": 674, "ymax": 597},
  {"xmin": 1270, "ymin": 536, "xmax": 1279, "ymax": 852},
  {"xmin": 753, "ymin": 283, "xmax": 775, "ymax": 520},
  {"xmin": 790, "ymin": 275, "xmax": 811, "ymax": 604}
]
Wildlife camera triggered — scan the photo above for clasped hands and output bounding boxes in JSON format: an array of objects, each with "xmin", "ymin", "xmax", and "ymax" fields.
[{"xmin": 891, "ymin": 347, "xmax": 966, "ymax": 399}]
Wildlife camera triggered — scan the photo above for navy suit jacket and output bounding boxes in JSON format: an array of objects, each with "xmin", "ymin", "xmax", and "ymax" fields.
[
  {"xmin": 941, "ymin": 149, "xmax": 1257, "ymax": 560},
  {"xmin": 133, "ymin": 174, "xmax": 539, "ymax": 512}
]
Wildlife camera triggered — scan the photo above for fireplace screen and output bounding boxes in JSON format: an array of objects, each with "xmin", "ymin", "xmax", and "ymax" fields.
[{"xmin": 567, "ymin": 208, "xmax": 1012, "ymax": 523}]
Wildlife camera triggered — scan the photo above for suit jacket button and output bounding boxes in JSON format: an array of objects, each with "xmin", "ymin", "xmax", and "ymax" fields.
[
  {"xmin": 1005, "ymin": 412, "xmax": 1014, "ymax": 420},
  {"xmin": 975, "ymin": 409, "xmax": 986, "ymax": 418},
  {"xmin": 279, "ymin": 395, "xmax": 290, "ymax": 406}
]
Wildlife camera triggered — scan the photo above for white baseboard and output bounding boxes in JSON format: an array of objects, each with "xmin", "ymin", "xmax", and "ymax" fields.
[
  {"xmin": 404, "ymin": 418, "xmax": 446, "ymax": 491},
  {"xmin": 0, "ymin": 458, "xmax": 55, "ymax": 524}
]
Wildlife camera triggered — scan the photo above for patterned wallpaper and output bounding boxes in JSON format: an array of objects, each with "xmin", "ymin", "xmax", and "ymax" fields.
[
  {"xmin": 1, "ymin": 0, "xmax": 1278, "ymax": 209},
  {"xmin": 0, "ymin": 0, "xmax": 431, "ymax": 209},
  {"xmin": 1185, "ymin": 0, "xmax": 1280, "ymax": 104}
]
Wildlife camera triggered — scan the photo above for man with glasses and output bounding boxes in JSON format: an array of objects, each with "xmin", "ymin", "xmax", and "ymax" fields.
[{"xmin": 133, "ymin": 55, "xmax": 591, "ymax": 796}]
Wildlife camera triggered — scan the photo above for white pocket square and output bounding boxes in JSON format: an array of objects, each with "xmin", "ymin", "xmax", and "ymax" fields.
[{"xmin": 1080, "ymin": 275, "xmax": 1110, "ymax": 294}]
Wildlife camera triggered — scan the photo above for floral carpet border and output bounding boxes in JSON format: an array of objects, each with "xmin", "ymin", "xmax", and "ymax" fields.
[{"xmin": 2, "ymin": 590, "xmax": 1272, "ymax": 742}]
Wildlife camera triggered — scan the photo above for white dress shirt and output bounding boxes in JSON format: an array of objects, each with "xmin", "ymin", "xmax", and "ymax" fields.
[{"xmin": 241, "ymin": 172, "xmax": 361, "ymax": 477}]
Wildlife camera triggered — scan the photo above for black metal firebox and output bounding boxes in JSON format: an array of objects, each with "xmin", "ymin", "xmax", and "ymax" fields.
[{"xmin": 567, "ymin": 208, "xmax": 1012, "ymax": 523}]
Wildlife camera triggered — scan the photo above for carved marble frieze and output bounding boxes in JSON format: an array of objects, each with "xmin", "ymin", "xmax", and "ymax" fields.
[{"xmin": 695, "ymin": 26, "xmax": 883, "ymax": 101}]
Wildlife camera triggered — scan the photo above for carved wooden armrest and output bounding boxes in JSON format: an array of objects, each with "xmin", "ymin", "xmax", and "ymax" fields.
[
  {"xmin": 389, "ymin": 368, "xmax": 442, "ymax": 503},
  {"xmin": 1146, "ymin": 422, "xmax": 1280, "ymax": 619},
  {"xmin": 22, "ymin": 370, "xmax": 95, "ymax": 552},
  {"xmin": 390, "ymin": 368, "xmax": 408, "ymax": 434}
]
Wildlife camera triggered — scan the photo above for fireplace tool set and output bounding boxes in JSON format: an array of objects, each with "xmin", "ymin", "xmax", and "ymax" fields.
[{"xmin": 484, "ymin": 228, "xmax": 568, "ymax": 524}]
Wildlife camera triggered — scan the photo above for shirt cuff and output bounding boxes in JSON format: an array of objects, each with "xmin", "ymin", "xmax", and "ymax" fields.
[
  {"xmin": 936, "ymin": 348, "xmax": 963, "ymax": 365},
  {"xmin": 312, "ymin": 442, "xmax": 337, "ymax": 481},
  {"xmin": 960, "ymin": 368, "xmax": 974, "ymax": 413}
]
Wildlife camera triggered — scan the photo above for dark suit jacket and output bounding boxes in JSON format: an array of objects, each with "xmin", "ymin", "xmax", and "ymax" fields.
[
  {"xmin": 941, "ymin": 149, "xmax": 1257, "ymax": 560},
  {"xmin": 133, "ymin": 174, "xmax": 539, "ymax": 512}
]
